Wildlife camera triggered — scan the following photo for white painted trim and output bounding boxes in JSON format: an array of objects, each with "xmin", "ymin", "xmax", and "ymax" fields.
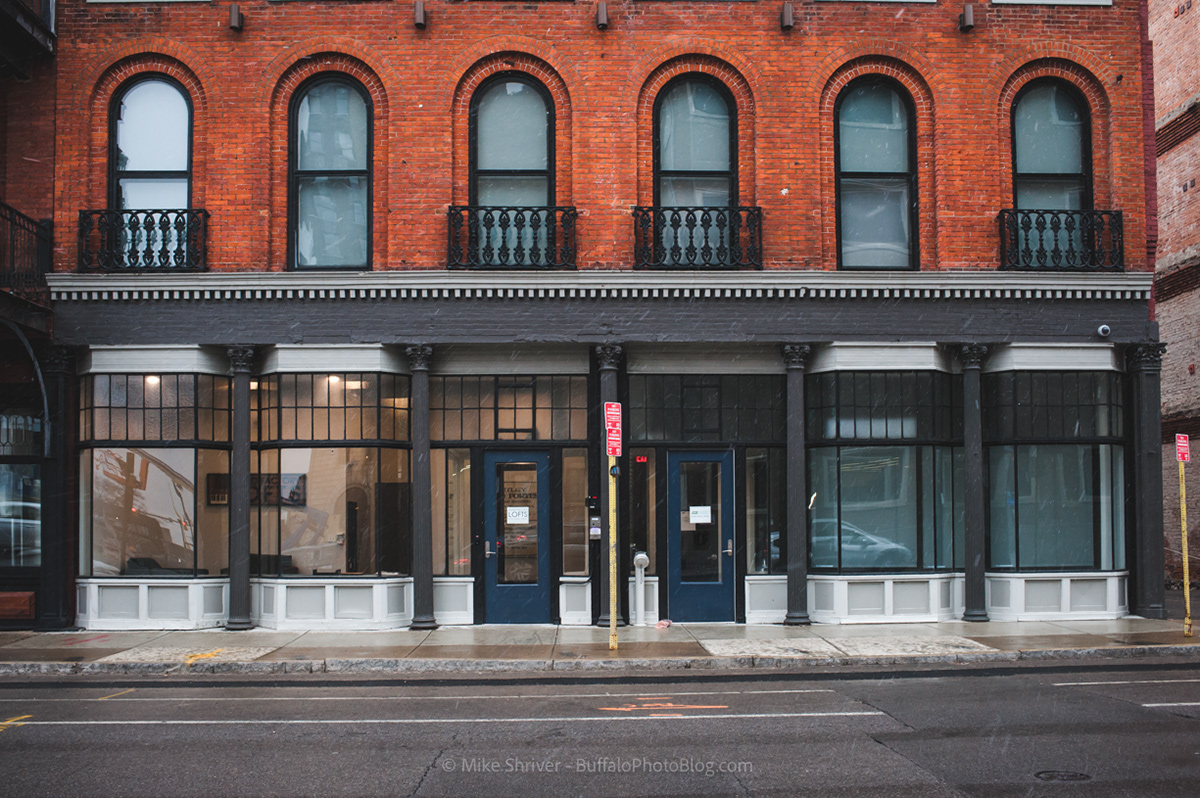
[
  {"xmin": 626, "ymin": 344, "xmax": 785, "ymax": 374},
  {"xmin": 433, "ymin": 576, "xmax": 474, "ymax": 625},
  {"xmin": 76, "ymin": 578, "xmax": 228, "ymax": 630},
  {"xmin": 252, "ymin": 577, "xmax": 414, "ymax": 630},
  {"xmin": 258, "ymin": 344, "xmax": 409, "ymax": 375},
  {"xmin": 807, "ymin": 574, "xmax": 964, "ymax": 624},
  {"xmin": 744, "ymin": 575, "xmax": 787, "ymax": 624},
  {"xmin": 433, "ymin": 345, "xmax": 590, "ymax": 375},
  {"xmin": 560, "ymin": 577, "xmax": 593, "ymax": 625},
  {"xmin": 47, "ymin": 270, "xmax": 1153, "ymax": 304},
  {"xmin": 80, "ymin": 346, "xmax": 230, "ymax": 375},
  {"xmin": 983, "ymin": 343, "xmax": 1122, "ymax": 372},
  {"xmin": 808, "ymin": 343, "xmax": 953, "ymax": 374},
  {"xmin": 985, "ymin": 572, "xmax": 1127, "ymax": 620},
  {"xmin": 626, "ymin": 576, "xmax": 660, "ymax": 626}
]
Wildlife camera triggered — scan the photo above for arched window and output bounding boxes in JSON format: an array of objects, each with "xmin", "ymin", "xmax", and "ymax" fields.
[
  {"xmin": 1012, "ymin": 79, "xmax": 1090, "ymax": 212},
  {"xmin": 470, "ymin": 74, "xmax": 553, "ymax": 207},
  {"xmin": 835, "ymin": 78, "xmax": 917, "ymax": 270},
  {"xmin": 290, "ymin": 75, "xmax": 371, "ymax": 270},
  {"xmin": 110, "ymin": 77, "xmax": 192, "ymax": 211},
  {"xmin": 654, "ymin": 76, "xmax": 735, "ymax": 208}
]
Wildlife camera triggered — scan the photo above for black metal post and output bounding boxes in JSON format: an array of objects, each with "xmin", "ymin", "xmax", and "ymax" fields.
[
  {"xmin": 595, "ymin": 343, "xmax": 624, "ymax": 627},
  {"xmin": 1129, "ymin": 342, "xmax": 1167, "ymax": 619},
  {"xmin": 407, "ymin": 345, "xmax": 438, "ymax": 629},
  {"xmin": 226, "ymin": 346, "xmax": 254, "ymax": 630},
  {"xmin": 782, "ymin": 344, "xmax": 812, "ymax": 625},
  {"xmin": 961, "ymin": 344, "xmax": 989, "ymax": 622},
  {"xmin": 38, "ymin": 347, "xmax": 74, "ymax": 629}
]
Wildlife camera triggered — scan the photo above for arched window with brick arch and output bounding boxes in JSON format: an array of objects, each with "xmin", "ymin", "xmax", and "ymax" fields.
[
  {"xmin": 97, "ymin": 75, "xmax": 202, "ymax": 270},
  {"xmin": 289, "ymin": 74, "xmax": 372, "ymax": 270},
  {"xmin": 834, "ymin": 76, "xmax": 918, "ymax": 270}
]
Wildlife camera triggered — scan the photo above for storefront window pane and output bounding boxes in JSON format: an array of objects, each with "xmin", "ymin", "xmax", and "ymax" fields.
[
  {"xmin": 277, "ymin": 447, "xmax": 376, "ymax": 575},
  {"xmin": 562, "ymin": 448, "xmax": 589, "ymax": 576},
  {"xmin": 839, "ymin": 446, "xmax": 918, "ymax": 569},
  {"xmin": 746, "ymin": 448, "xmax": 784, "ymax": 574},
  {"xmin": 432, "ymin": 448, "xmax": 472, "ymax": 576},
  {"xmin": 196, "ymin": 449, "xmax": 229, "ymax": 576},
  {"xmin": 379, "ymin": 448, "xmax": 411, "ymax": 575},
  {"xmin": 808, "ymin": 447, "xmax": 839, "ymax": 569},
  {"xmin": 1017, "ymin": 445, "xmax": 1095, "ymax": 569},
  {"xmin": 90, "ymin": 448, "xmax": 195, "ymax": 576},
  {"xmin": 252, "ymin": 449, "xmax": 282, "ymax": 575},
  {"xmin": 629, "ymin": 448, "xmax": 657, "ymax": 575},
  {"xmin": 989, "ymin": 446, "xmax": 1017, "ymax": 569},
  {"xmin": 0, "ymin": 464, "xmax": 40, "ymax": 568}
]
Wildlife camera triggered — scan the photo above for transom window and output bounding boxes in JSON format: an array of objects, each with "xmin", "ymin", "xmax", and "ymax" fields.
[
  {"xmin": 110, "ymin": 77, "xmax": 191, "ymax": 211},
  {"xmin": 835, "ymin": 77, "xmax": 918, "ymax": 269},
  {"xmin": 470, "ymin": 74, "xmax": 554, "ymax": 207},
  {"xmin": 290, "ymin": 75, "xmax": 372, "ymax": 269},
  {"xmin": 654, "ymin": 76, "xmax": 735, "ymax": 207},
  {"xmin": 1012, "ymin": 79, "xmax": 1091, "ymax": 212}
]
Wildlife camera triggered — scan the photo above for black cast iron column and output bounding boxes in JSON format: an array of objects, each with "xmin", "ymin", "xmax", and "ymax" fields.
[
  {"xmin": 782, "ymin": 344, "xmax": 812, "ymax": 625},
  {"xmin": 39, "ymin": 347, "xmax": 74, "ymax": 629},
  {"xmin": 595, "ymin": 343, "xmax": 624, "ymax": 627},
  {"xmin": 1129, "ymin": 342, "xmax": 1167, "ymax": 619},
  {"xmin": 226, "ymin": 346, "xmax": 254, "ymax": 630},
  {"xmin": 961, "ymin": 344, "xmax": 989, "ymax": 622},
  {"xmin": 407, "ymin": 345, "xmax": 438, "ymax": 629}
]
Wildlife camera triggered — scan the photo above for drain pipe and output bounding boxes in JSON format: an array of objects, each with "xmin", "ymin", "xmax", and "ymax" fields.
[{"xmin": 633, "ymin": 551, "xmax": 650, "ymax": 626}]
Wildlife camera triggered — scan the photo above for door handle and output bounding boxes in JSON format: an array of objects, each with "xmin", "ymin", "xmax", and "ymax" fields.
[
  {"xmin": 484, "ymin": 543, "xmax": 495, "ymax": 558},
  {"xmin": 723, "ymin": 540, "xmax": 733, "ymax": 556}
]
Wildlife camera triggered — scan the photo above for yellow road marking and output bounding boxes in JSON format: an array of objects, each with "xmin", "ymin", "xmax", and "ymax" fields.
[
  {"xmin": 0, "ymin": 715, "xmax": 32, "ymax": 733},
  {"xmin": 184, "ymin": 648, "xmax": 225, "ymax": 666},
  {"xmin": 98, "ymin": 688, "xmax": 136, "ymax": 700}
]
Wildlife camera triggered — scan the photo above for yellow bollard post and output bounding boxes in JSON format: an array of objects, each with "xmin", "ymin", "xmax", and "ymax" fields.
[
  {"xmin": 608, "ymin": 455, "xmax": 618, "ymax": 650},
  {"xmin": 1181, "ymin": 460, "xmax": 1193, "ymax": 637}
]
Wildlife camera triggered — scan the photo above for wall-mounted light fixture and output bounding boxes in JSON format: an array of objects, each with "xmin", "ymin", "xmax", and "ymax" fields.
[
  {"xmin": 229, "ymin": 3, "xmax": 244, "ymax": 31},
  {"xmin": 781, "ymin": 2, "xmax": 794, "ymax": 31},
  {"xmin": 597, "ymin": 2, "xmax": 609, "ymax": 30},
  {"xmin": 415, "ymin": 0, "xmax": 427, "ymax": 29},
  {"xmin": 958, "ymin": 4, "xmax": 975, "ymax": 32}
]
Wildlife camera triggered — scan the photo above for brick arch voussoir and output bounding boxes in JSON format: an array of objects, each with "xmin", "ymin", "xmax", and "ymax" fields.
[
  {"xmin": 443, "ymin": 37, "xmax": 584, "ymax": 113},
  {"xmin": 627, "ymin": 40, "xmax": 762, "ymax": 109},
  {"xmin": 261, "ymin": 39, "xmax": 397, "ymax": 112},
  {"xmin": 806, "ymin": 42, "xmax": 941, "ymax": 109}
]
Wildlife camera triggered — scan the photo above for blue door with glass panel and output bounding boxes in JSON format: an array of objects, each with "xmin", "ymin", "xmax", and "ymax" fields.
[
  {"xmin": 667, "ymin": 451, "xmax": 735, "ymax": 621},
  {"xmin": 483, "ymin": 451, "xmax": 551, "ymax": 623}
]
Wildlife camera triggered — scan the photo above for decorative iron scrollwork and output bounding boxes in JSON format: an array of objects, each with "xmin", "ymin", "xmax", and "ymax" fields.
[
  {"xmin": 78, "ymin": 209, "xmax": 209, "ymax": 272},
  {"xmin": 447, "ymin": 206, "xmax": 577, "ymax": 269},
  {"xmin": 999, "ymin": 209, "xmax": 1123, "ymax": 271}
]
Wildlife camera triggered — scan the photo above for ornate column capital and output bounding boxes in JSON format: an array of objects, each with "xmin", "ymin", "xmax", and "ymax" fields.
[
  {"xmin": 1128, "ymin": 342, "xmax": 1166, "ymax": 372},
  {"xmin": 38, "ymin": 346, "xmax": 76, "ymax": 377},
  {"xmin": 781, "ymin": 344, "xmax": 811, "ymax": 370},
  {"xmin": 406, "ymin": 344, "xmax": 433, "ymax": 371},
  {"xmin": 959, "ymin": 343, "xmax": 989, "ymax": 369},
  {"xmin": 227, "ymin": 345, "xmax": 255, "ymax": 374},
  {"xmin": 595, "ymin": 343, "xmax": 623, "ymax": 370}
]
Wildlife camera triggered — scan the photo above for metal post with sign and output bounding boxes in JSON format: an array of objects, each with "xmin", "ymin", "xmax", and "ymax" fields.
[
  {"xmin": 604, "ymin": 402, "xmax": 622, "ymax": 650},
  {"xmin": 1177, "ymin": 434, "xmax": 1193, "ymax": 637}
]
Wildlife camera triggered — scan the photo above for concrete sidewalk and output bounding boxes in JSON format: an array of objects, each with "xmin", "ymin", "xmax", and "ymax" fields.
[{"xmin": 1, "ymin": 614, "xmax": 1197, "ymax": 675}]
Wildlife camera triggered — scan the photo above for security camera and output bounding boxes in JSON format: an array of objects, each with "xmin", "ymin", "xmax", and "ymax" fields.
[{"xmin": 1097, "ymin": 324, "xmax": 1112, "ymax": 338}]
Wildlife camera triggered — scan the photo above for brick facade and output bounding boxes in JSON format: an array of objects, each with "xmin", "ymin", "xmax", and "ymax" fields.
[{"xmin": 45, "ymin": 1, "xmax": 1156, "ymax": 275}]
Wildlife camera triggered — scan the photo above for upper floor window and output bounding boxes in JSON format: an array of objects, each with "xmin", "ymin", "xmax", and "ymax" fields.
[
  {"xmin": 110, "ymin": 77, "xmax": 191, "ymax": 211},
  {"xmin": 835, "ymin": 77, "xmax": 917, "ymax": 269},
  {"xmin": 290, "ymin": 75, "xmax": 371, "ymax": 269},
  {"xmin": 470, "ymin": 74, "xmax": 553, "ymax": 207},
  {"xmin": 1012, "ymin": 79, "xmax": 1091, "ymax": 211},
  {"xmin": 654, "ymin": 76, "xmax": 735, "ymax": 207}
]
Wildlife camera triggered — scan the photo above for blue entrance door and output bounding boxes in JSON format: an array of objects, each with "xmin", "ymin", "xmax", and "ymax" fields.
[
  {"xmin": 483, "ymin": 451, "xmax": 552, "ymax": 623},
  {"xmin": 667, "ymin": 451, "xmax": 736, "ymax": 621}
]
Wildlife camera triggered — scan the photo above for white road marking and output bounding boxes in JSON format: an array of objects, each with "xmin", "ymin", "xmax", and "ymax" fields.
[
  {"xmin": 11, "ymin": 710, "xmax": 885, "ymax": 727},
  {"xmin": 0, "ymin": 688, "xmax": 837, "ymax": 704},
  {"xmin": 1142, "ymin": 702, "xmax": 1200, "ymax": 708},
  {"xmin": 1053, "ymin": 678, "xmax": 1200, "ymax": 687}
]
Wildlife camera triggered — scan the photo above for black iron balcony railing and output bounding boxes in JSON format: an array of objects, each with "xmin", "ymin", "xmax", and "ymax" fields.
[
  {"xmin": 78, "ymin": 209, "xmax": 209, "ymax": 272},
  {"xmin": 999, "ymin": 209, "xmax": 1123, "ymax": 272},
  {"xmin": 0, "ymin": 201, "xmax": 51, "ymax": 303},
  {"xmin": 447, "ymin": 206, "xmax": 577, "ymax": 269},
  {"xmin": 633, "ymin": 206, "xmax": 763, "ymax": 269}
]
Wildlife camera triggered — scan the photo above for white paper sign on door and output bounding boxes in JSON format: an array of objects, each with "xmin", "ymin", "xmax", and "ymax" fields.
[
  {"xmin": 688, "ymin": 505, "xmax": 712, "ymax": 524},
  {"xmin": 507, "ymin": 506, "xmax": 531, "ymax": 525}
]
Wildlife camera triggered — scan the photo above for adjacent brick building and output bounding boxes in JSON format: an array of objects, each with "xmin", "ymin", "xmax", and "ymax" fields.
[
  {"xmin": 1, "ymin": 0, "xmax": 1169, "ymax": 630},
  {"xmin": 1152, "ymin": 0, "xmax": 1200, "ymax": 582}
]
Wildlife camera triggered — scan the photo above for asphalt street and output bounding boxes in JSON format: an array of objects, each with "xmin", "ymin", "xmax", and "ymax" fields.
[{"xmin": 0, "ymin": 660, "xmax": 1197, "ymax": 797}]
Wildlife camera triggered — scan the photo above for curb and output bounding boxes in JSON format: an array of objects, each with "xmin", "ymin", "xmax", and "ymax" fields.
[{"xmin": 1, "ymin": 643, "xmax": 1198, "ymax": 676}]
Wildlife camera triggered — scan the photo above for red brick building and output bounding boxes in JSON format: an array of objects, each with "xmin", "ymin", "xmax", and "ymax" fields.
[
  {"xmin": 1, "ymin": 0, "xmax": 1169, "ymax": 630},
  {"xmin": 1151, "ymin": 0, "xmax": 1200, "ymax": 582}
]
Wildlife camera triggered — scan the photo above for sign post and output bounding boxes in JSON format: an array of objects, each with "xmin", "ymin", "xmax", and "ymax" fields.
[
  {"xmin": 1177, "ymin": 435, "xmax": 1193, "ymax": 637},
  {"xmin": 605, "ymin": 402, "xmax": 622, "ymax": 650}
]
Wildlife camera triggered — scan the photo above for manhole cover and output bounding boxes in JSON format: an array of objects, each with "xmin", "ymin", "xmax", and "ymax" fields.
[{"xmin": 1035, "ymin": 771, "xmax": 1091, "ymax": 782}]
